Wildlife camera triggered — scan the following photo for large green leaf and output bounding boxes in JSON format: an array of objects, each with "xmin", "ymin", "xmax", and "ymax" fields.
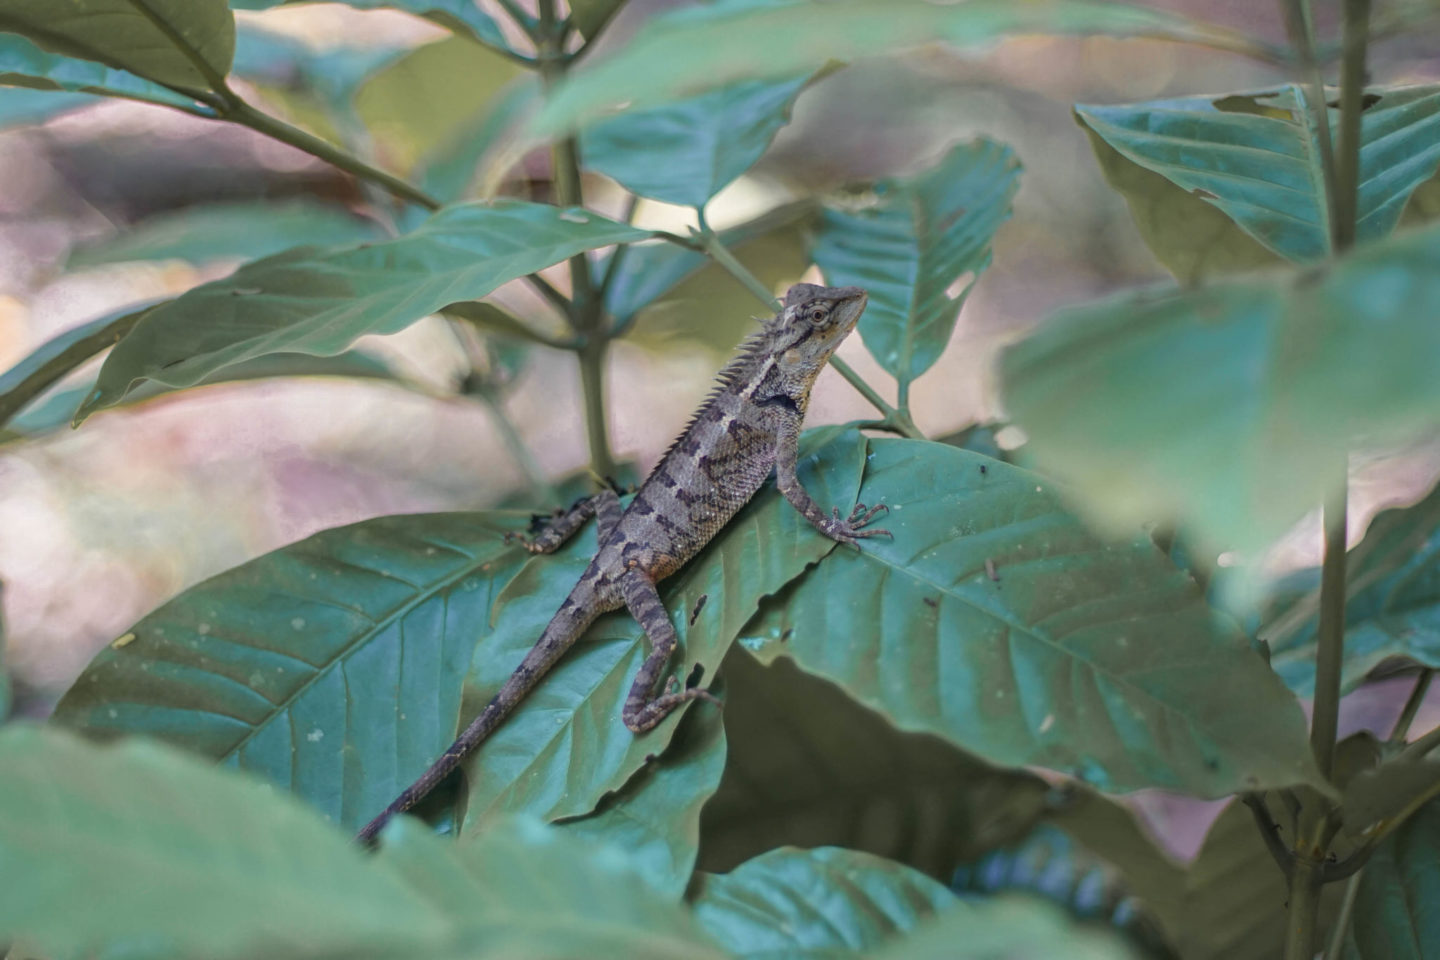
[
  {"xmin": 1076, "ymin": 84, "xmax": 1440, "ymax": 272},
  {"xmin": 76, "ymin": 201, "xmax": 650, "ymax": 422},
  {"xmin": 231, "ymin": 0, "xmax": 507, "ymax": 52},
  {"xmin": 740, "ymin": 438, "xmax": 1320, "ymax": 796},
  {"xmin": 417, "ymin": 76, "xmax": 539, "ymax": 202},
  {"xmin": 582, "ymin": 74, "xmax": 810, "ymax": 209},
  {"xmin": 51, "ymin": 513, "xmax": 533, "ymax": 832},
  {"xmin": 1266, "ymin": 484, "xmax": 1440, "ymax": 696},
  {"xmin": 457, "ymin": 428, "xmax": 867, "ymax": 828},
  {"xmin": 0, "ymin": 303, "xmax": 152, "ymax": 432},
  {"xmin": 700, "ymin": 648, "xmax": 1051, "ymax": 879},
  {"xmin": 1001, "ymin": 221, "xmax": 1440, "ymax": 556},
  {"xmin": 558, "ymin": 692, "xmax": 728, "ymax": 899},
  {"xmin": 0, "ymin": 31, "xmax": 198, "ymax": 110},
  {"xmin": 812, "ymin": 139, "xmax": 1019, "ymax": 386},
  {"xmin": 533, "ymin": 0, "xmax": 1264, "ymax": 135},
  {"xmin": 1342, "ymin": 799, "xmax": 1440, "ymax": 960},
  {"xmin": 378, "ymin": 815, "xmax": 727, "ymax": 959},
  {"xmin": 692, "ymin": 846, "xmax": 959, "ymax": 957},
  {"xmin": 67, "ymin": 200, "xmax": 385, "ymax": 270},
  {"xmin": 869, "ymin": 896, "xmax": 1136, "ymax": 960},
  {"xmin": 0, "ymin": 0, "xmax": 234, "ymax": 93},
  {"xmin": 0, "ymin": 725, "xmax": 447, "ymax": 960}
]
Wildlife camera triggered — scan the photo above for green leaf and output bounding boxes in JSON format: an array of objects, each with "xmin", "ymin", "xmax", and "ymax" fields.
[
  {"xmin": 1000, "ymin": 221, "xmax": 1440, "ymax": 556},
  {"xmin": 231, "ymin": 0, "xmax": 508, "ymax": 52},
  {"xmin": 417, "ymin": 76, "xmax": 539, "ymax": 202},
  {"xmin": 231, "ymin": 24, "xmax": 409, "ymax": 129},
  {"xmin": 693, "ymin": 846, "xmax": 959, "ymax": 956},
  {"xmin": 740, "ymin": 437, "xmax": 1320, "ymax": 796},
  {"xmin": 701, "ymin": 648, "xmax": 1051, "ymax": 879},
  {"xmin": 557, "ymin": 692, "xmax": 728, "ymax": 899},
  {"xmin": 1342, "ymin": 799, "xmax": 1440, "ymax": 960},
  {"xmin": 378, "ymin": 815, "xmax": 727, "ymax": 959},
  {"xmin": 570, "ymin": 0, "xmax": 626, "ymax": 40},
  {"xmin": 0, "ymin": 725, "xmax": 448, "ymax": 960},
  {"xmin": 67, "ymin": 200, "xmax": 384, "ymax": 270},
  {"xmin": 1266, "ymin": 484, "xmax": 1440, "ymax": 697},
  {"xmin": 582, "ymin": 74, "xmax": 810, "ymax": 209},
  {"xmin": 533, "ymin": 0, "xmax": 1265, "ymax": 135},
  {"xmin": 0, "ymin": 590, "xmax": 9, "ymax": 721},
  {"xmin": 1076, "ymin": 84, "xmax": 1440, "ymax": 271},
  {"xmin": 869, "ymin": 896, "xmax": 1137, "ymax": 960},
  {"xmin": 1172, "ymin": 799, "xmax": 1289, "ymax": 960},
  {"xmin": 77, "ymin": 201, "xmax": 650, "ymax": 422},
  {"xmin": 0, "ymin": 0, "xmax": 234, "ymax": 93},
  {"xmin": 50, "ymin": 513, "xmax": 532, "ymax": 833},
  {"xmin": 0, "ymin": 303, "xmax": 151, "ymax": 432},
  {"xmin": 457, "ymin": 429, "xmax": 867, "ymax": 828},
  {"xmin": 0, "ymin": 31, "xmax": 198, "ymax": 110},
  {"xmin": 3, "ymin": 350, "xmax": 420, "ymax": 443},
  {"xmin": 813, "ymin": 139, "xmax": 1019, "ymax": 385},
  {"xmin": 1340, "ymin": 756, "xmax": 1440, "ymax": 845}
]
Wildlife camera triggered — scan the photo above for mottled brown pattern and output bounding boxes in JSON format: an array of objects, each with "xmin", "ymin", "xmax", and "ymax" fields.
[{"xmin": 356, "ymin": 283, "xmax": 889, "ymax": 846}]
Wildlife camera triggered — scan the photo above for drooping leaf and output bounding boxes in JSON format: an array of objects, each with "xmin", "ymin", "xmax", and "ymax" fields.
[
  {"xmin": 869, "ymin": 896, "xmax": 1137, "ymax": 960},
  {"xmin": 582, "ymin": 74, "xmax": 811, "ymax": 209},
  {"xmin": 555, "ymin": 698, "xmax": 727, "ymax": 899},
  {"xmin": 76, "ymin": 201, "xmax": 650, "ymax": 422},
  {"xmin": 0, "ymin": 303, "xmax": 152, "ymax": 432},
  {"xmin": 692, "ymin": 846, "xmax": 960, "ymax": 957},
  {"xmin": 533, "ymin": 0, "xmax": 1266, "ymax": 135},
  {"xmin": 378, "ymin": 815, "xmax": 727, "ymax": 959},
  {"xmin": 67, "ymin": 201, "xmax": 385, "ymax": 270},
  {"xmin": 1076, "ymin": 84, "xmax": 1440, "ymax": 273},
  {"xmin": 0, "ymin": 0, "xmax": 234, "ymax": 93},
  {"xmin": 231, "ymin": 0, "xmax": 508, "ymax": 52},
  {"xmin": 1342, "ymin": 799, "xmax": 1440, "ymax": 960},
  {"xmin": 1000, "ymin": 221, "xmax": 1440, "ymax": 556},
  {"xmin": 456, "ymin": 429, "xmax": 867, "ymax": 829},
  {"xmin": 0, "ymin": 31, "xmax": 199, "ymax": 111},
  {"xmin": 1340, "ymin": 756, "xmax": 1440, "ymax": 846},
  {"xmin": 0, "ymin": 725, "xmax": 448, "ymax": 960},
  {"xmin": 51, "ymin": 513, "xmax": 532, "ymax": 833},
  {"xmin": 1265, "ymin": 483, "xmax": 1440, "ymax": 696},
  {"xmin": 700, "ymin": 648, "xmax": 1051, "ymax": 879},
  {"xmin": 740, "ymin": 438, "xmax": 1320, "ymax": 796},
  {"xmin": 813, "ymin": 139, "xmax": 1019, "ymax": 386}
]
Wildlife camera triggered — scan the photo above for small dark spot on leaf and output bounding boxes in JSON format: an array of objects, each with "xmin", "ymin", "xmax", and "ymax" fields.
[
  {"xmin": 986, "ymin": 558, "xmax": 1000, "ymax": 582},
  {"xmin": 689, "ymin": 593, "xmax": 708, "ymax": 626},
  {"xmin": 781, "ymin": 628, "xmax": 794, "ymax": 642},
  {"xmin": 685, "ymin": 663, "xmax": 705, "ymax": 688},
  {"xmin": 1205, "ymin": 756, "xmax": 1220, "ymax": 771},
  {"xmin": 979, "ymin": 464, "xmax": 988, "ymax": 475},
  {"xmin": 936, "ymin": 207, "xmax": 970, "ymax": 233},
  {"xmin": 1192, "ymin": 187, "xmax": 1219, "ymax": 200},
  {"xmin": 923, "ymin": 596, "xmax": 939, "ymax": 608},
  {"xmin": 644, "ymin": 752, "xmax": 658, "ymax": 763}
]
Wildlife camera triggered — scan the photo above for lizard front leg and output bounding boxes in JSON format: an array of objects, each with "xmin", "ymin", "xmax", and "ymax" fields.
[
  {"xmin": 774, "ymin": 417, "xmax": 890, "ymax": 544},
  {"xmin": 619, "ymin": 570, "xmax": 719, "ymax": 732},
  {"xmin": 506, "ymin": 488, "xmax": 622, "ymax": 553}
]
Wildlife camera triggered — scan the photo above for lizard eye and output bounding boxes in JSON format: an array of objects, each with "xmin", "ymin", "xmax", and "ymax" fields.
[{"xmin": 809, "ymin": 307, "xmax": 828, "ymax": 324}]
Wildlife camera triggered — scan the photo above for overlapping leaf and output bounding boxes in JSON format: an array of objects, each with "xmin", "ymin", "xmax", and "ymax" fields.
[
  {"xmin": 51, "ymin": 513, "xmax": 531, "ymax": 832},
  {"xmin": 1077, "ymin": 84, "xmax": 1440, "ymax": 275},
  {"xmin": 1265, "ymin": 483, "xmax": 1440, "ymax": 696},
  {"xmin": 533, "ymin": 0, "xmax": 1265, "ymax": 135},
  {"xmin": 231, "ymin": 0, "xmax": 507, "ymax": 52},
  {"xmin": 1341, "ymin": 799, "xmax": 1440, "ymax": 959},
  {"xmin": 0, "ymin": 0, "xmax": 234, "ymax": 93},
  {"xmin": 582, "ymin": 74, "xmax": 811, "ymax": 209},
  {"xmin": 0, "ymin": 726, "xmax": 447, "ymax": 960},
  {"xmin": 0, "ymin": 31, "xmax": 197, "ymax": 110},
  {"xmin": 740, "ymin": 438, "xmax": 1320, "ymax": 796},
  {"xmin": 692, "ymin": 847, "xmax": 960, "ymax": 957},
  {"xmin": 813, "ymin": 139, "xmax": 1019, "ymax": 385},
  {"xmin": 457, "ymin": 428, "xmax": 866, "ymax": 828},
  {"xmin": 76, "ymin": 201, "xmax": 650, "ymax": 422},
  {"xmin": 1001, "ymin": 222, "xmax": 1440, "ymax": 555},
  {"xmin": 378, "ymin": 816, "xmax": 725, "ymax": 959}
]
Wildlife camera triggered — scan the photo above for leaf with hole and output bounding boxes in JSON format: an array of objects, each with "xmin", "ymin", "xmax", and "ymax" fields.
[
  {"xmin": 75, "ymin": 201, "xmax": 650, "ymax": 423},
  {"xmin": 0, "ymin": 725, "xmax": 448, "ymax": 960},
  {"xmin": 740, "ymin": 437, "xmax": 1320, "ymax": 796},
  {"xmin": 813, "ymin": 138, "xmax": 1019, "ymax": 386},
  {"xmin": 1076, "ymin": 84, "xmax": 1440, "ymax": 274},
  {"xmin": 1000, "ymin": 222, "xmax": 1440, "ymax": 555}
]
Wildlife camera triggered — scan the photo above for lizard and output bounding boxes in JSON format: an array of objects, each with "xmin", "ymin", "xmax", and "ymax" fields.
[{"xmin": 356, "ymin": 281, "xmax": 888, "ymax": 845}]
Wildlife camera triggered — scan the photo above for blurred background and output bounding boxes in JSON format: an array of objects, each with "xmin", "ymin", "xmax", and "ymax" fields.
[{"xmin": 2, "ymin": 0, "xmax": 1439, "ymax": 858}]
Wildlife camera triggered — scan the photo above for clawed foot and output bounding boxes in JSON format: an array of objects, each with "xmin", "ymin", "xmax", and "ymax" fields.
[
  {"xmin": 819, "ymin": 502, "xmax": 892, "ymax": 546},
  {"xmin": 503, "ymin": 530, "xmax": 549, "ymax": 554}
]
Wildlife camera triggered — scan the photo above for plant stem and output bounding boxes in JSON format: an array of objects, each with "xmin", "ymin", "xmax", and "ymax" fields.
[
  {"xmin": 1283, "ymin": 857, "xmax": 1325, "ymax": 960},
  {"xmin": 578, "ymin": 339, "xmax": 617, "ymax": 478},
  {"xmin": 222, "ymin": 97, "xmax": 441, "ymax": 211},
  {"xmin": 1312, "ymin": 488, "xmax": 1349, "ymax": 781},
  {"xmin": 1333, "ymin": 0, "xmax": 1372, "ymax": 252},
  {"xmin": 1323, "ymin": 868, "xmax": 1365, "ymax": 959},
  {"xmin": 1280, "ymin": 0, "xmax": 1339, "ymax": 244},
  {"xmin": 1400, "ymin": 722, "xmax": 1440, "ymax": 762},
  {"xmin": 1391, "ymin": 670, "xmax": 1434, "ymax": 743}
]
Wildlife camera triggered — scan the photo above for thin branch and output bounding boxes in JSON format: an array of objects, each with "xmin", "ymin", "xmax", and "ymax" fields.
[
  {"xmin": 1332, "ymin": 0, "xmax": 1372, "ymax": 252},
  {"xmin": 1243, "ymin": 793, "xmax": 1297, "ymax": 872},
  {"xmin": 1400, "ymin": 723, "xmax": 1440, "ymax": 762},
  {"xmin": 1312, "ymin": 486, "xmax": 1349, "ymax": 782},
  {"xmin": 1323, "ymin": 868, "xmax": 1365, "ymax": 959},
  {"xmin": 1391, "ymin": 670, "xmax": 1434, "ymax": 743}
]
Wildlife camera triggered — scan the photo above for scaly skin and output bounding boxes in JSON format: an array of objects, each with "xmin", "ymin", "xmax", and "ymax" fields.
[{"xmin": 356, "ymin": 283, "xmax": 887, "ymax": 845}]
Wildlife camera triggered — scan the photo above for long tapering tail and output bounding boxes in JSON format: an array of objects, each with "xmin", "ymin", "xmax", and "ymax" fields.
[{"xmin": 355, "ymin": 577, "xmax": 602, "ymax": 845}]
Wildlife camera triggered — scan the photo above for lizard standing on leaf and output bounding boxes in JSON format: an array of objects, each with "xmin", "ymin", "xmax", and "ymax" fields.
[{"xmin": 357, "ymin": 282, "xmax": 888, "ymax": 844}]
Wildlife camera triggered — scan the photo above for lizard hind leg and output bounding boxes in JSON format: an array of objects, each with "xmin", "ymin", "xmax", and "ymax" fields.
[
  {"xmin": 505, "ymin": 488, "xmax": 622, "ymax": 554},
  {"xmin": 619, "ymin": 571, "xmax": 720, "ymax": 733}
]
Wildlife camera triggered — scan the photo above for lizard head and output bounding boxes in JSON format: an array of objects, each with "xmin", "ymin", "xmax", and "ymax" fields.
[{"xmin": 768, "ymin": 283, "xmax": 868, "ymax": 384}]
